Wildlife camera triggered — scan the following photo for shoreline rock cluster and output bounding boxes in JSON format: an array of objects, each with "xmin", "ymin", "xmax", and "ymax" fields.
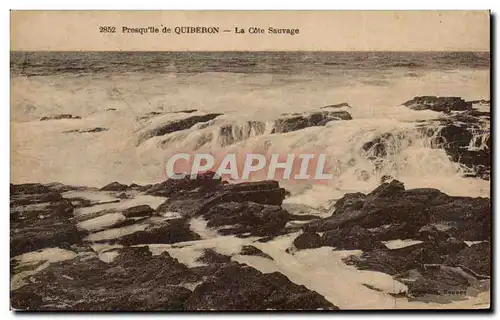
[
  {"xmin": 11, "ymin": 96, "xmax": 490, "ymax": 310},
  {"xmin": 10, "ymin": 172, "xmax": 490, "ymax": 310},
  {"xmin": 10, "ymin": 175, "xmax": 336, "ymax": 311},
  {"xmin": 298, "ymin": 179, "xmax": 490, "ymax": 301}
]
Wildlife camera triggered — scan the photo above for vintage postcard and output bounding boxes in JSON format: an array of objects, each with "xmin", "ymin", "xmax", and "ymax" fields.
[{"xmin": 10, "ymin": 10, "xmax": 491, "ymax": 311}]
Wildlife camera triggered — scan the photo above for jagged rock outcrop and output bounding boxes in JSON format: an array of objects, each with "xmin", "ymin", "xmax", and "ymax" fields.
[
  {"xmin": 305, "ymin": 180, "xmax": 490, "ymax": 242},
  {"xmin": 10, "ymin": 184, "xmax": 83, "ymax": 256},
  {"xmin": 184, "ymin": 262, "xmax": 338, "ymax": 310},
  {"xmin": 402, "ymin": 96, "xmax": 472, "ymax": 113},
  {"xmin": 10, "ymin": 167, "xmax": 490, "ymax": 309},
  {"xmin": 137, "ymin": 113, "xmax": 222, "ymax": 144},
  {"xmin": 240, "ymin": 245, "xmax": 274, "ymax": 260},
  {"xmin": 11, "ymin": 244, "xmax": 337, "ymax": 311},
  {"xmin": 40, "ymin": 114, "xmax": 81, "ymax": 121},
  {"xmin": 152, "ymin": 174, "xmax": 290, "ymax": 236},
  {"xmin": 272, "ymin": 110, "xmax": 352, "ymax": 134},
  {"xmin": 63, "ymin": 127, "xmax": 108, "ymax": 133},
  {"xmin": 312, "ymin": 179, "xmax": 492, "ymax": 302},
  {"xmin": 99, "ymin": 181, "xmax": 129, "ymax": 192},
  {"xmin": 402, "ymin": 96, "xmax": 490, "ymax": 179},
  {"xmin": 322, "ymin": 102, "xmax": 351, "ymax": 109},
  {"xmin": 293, "ymin": 232, "xmax": 322, "ymax": 250},
  {"xmin": 203, "ymin": 202, "xmax": 290, "ymax": 237}
]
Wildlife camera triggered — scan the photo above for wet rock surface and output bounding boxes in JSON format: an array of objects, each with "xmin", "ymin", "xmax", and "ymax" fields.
[
  {"xmin": 306, "ymin": 180, "xmax": 492, "ymax": 301},
  {"xmin": 306, "ymin": 180, "xmax": 490, "ymax": 242},
  {"xmin": 402, "ymin": 96, "xmax": 472, "ymax": 113},
  {"xmin": 293, "ymin": 232, "xmax": 323, "ymax": 250},
  {"xmin": 184, "ymin": 262, "xmax": 338, "ymax": 310},
  {"xmin": 151, "ymin": 174, "xmax": 291, "ymax": 237},
  {"xmin": 10, "ymin": 176, "xmax": 336, "ymax": 311},
  {"xmin": 40, "ymin": 114, "xmax": 81, "ymax": 121},
  {"xmin": 240, "ymin": 245, "xmax": 274, "ymax": 260},
  {"xmin": 10, "ymin": 184, "xmax": 83, "ymax": 256},
  {"xmin": 11, "ymin": 169, "xmax": 491, "ymax": 310},
  {"xmin": 137, "ymin": 113, "xmax": 223, "ymax": 144},
  {"xmin": 408, "ymin": 96, "xmax": 490, "ymax": 179},
  {"xmin": 361, "ymin": 97, "xmax": 490, "ymax": 180},
  {"xmin": 63, "ymin": 127, "xmax": 108, "ymax": 134},
  {"xmin": 99, "ymin": 181, "xmax": 129, "ymax": 192},
  {"xmin": 272, "ymin": 110, "xmax": 352, "ymax": 133},
  {"xmin": 11, "ymin": 241, "xmax": 337, "ymax": 310}
]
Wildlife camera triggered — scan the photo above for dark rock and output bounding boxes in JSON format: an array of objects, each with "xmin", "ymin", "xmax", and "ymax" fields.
[
  {"xmin": 380, "ymin": 175, "xmax": 394, "ymax": 184},
  {"xmin": 417, "ymin": 224, "xmax": 453, "ymax": 242},
  {"xmin": 402, "ymin": 96, "xmax": 472, "ymax": 113},
  {"xmin": 197, "ymin": 249, "xmax": 232, "ymax": 264},
  {"xmin": 369, "ymin": 222, "xmax": 421, "ymax": 241},
  {"xmin": 288, "ymin": 213, "xmax": 323, "ymax": 221},
  {"xmin": 343, "ymin": 242, "xmax": 443, "ymax": 275},
  {"xmin": 361, "ymin": 283, "xmax": 384, "ymax": 292},
  {"xmin": 262, "ymin": 272, "xmax": 338, "ymax": 310},
  {"xmin": 467, "ymin": 99, "xmax": 490, "ymax": 104},
  {"xmin": 184, "ymin": 262, "xmax": 338, "ymax": 310},
  {"xmin": 367, "ymin": 180, "xmax": 405, "ymax": 198},
  {"xmin": 122, "ymin": 205, "xmax": 154, "ymax": 218},
  {"xmin": 217, "ymin": 121, "xmax": 267, "ymax": 147},
  {"xmin": 202, "ymin": 201, "xmax": 290, "ymax": 237},
  {"xmin": 428, "ymin": 196, "xmax": 490, "ymax": 241},
  {"xmin": 117, "ymin": 219, "xmax": 201, "ymax": 245},
  {"xmin": 154, "ymin": 177, "xmax": 287, "ymax": 220},
  {"xmin": 362, "ymin": 132, "xmax": 409, "ymax": 159},
  {"xmin": 217, "ymin": 181, "xmax": 286, "ymax": 206},
  {"xmin": 306, "ymin": 193, "xmax": 429, "ymax": 233},
  {"xmin": 10, "ymin": 191, "xmax": 63, "ymax": 206},
  {"xmin": 445, "ymin": 242, "xmax": 490, "ymax": 276},
  {"xmin": 10, "ymin": 291, "xmax": 43, "ymax": 310},
  {"xmin": 414, "ymin": 102, "xmax": 490, "ymax": 180},
  {"xmin": 99, "ymin": 181, "xmax": 129, "ymax": 192},
  {"xmin": 11, "ymin": 247, "xmax": 197, "ymax": 311},
  {"xmin": 138, "ymin": 184, "xmax": 153, "ymax": 192},
  {"xmin": 10, "ymin": 183, "xmax": 51, "ymax": 195},
  {"xmin": 173, "ymin": 109, "xmax": 198, "ymax": 114},
  {"xmin": 116, "ymin": 192, "xmax": 129, "ymax": 199},
  {"xmin": 322, "ymin": 102, "xmax": 351, "ymax": 109},
  {"xmin": 330, "ymin": 192, "xmax": 365, "ymax": 214},
  {"xmin": 10, "ymin": 194, "xmax": 82, "ymax": 256},
  {"xmin": 40, "ymin": 114, "xmax": 81, "ymax": 121},
  {"xmin": 437, "ymin": 237, "xmax": 468, "ymax": 255},
  {"xmin": 63, "ymin": 127, "xmax": 108, "ymax": 134},
  {"xmin": 395, "ymin": 266, "xmax": 477, "ymax": 299},
  {"xmin": 138, "ymin": 113, "xmax": 222, "ymax": 143},
  {"xmin": 67, "ymin": 197, "xmax": 92, "ymax": 208},
  {"xmin": 240, "ymin": 245, "xmax": 273, "ymax": 260},
  {"xmin": 293, "ymin": 232, "xmax": 322, "ymax": 250},
  {"xmin": 272, "ymin": 110, "xmax": 352, "ymax": 134},
  {"xmin": 305, "ymin": 181, "xmax": 488, "ymax": 244},
  {"xmin": 432, "ymin": 123, "xmax": 490, "ymax": 179},
  {"xmin": 322, "ymin": 225, "xmax": 384, "ymax": 251},
  {"xmin": 147, "ymin": 171, "xmax": 222, "ymax": 198}
]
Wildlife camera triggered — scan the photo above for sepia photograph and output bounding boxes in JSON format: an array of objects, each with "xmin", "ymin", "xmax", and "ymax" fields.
[{"xmin": 9, "ymin": 10, "xmax": 491, "ymax": 311}]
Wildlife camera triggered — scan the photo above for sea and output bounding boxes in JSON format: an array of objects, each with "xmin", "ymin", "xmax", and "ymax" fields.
[
  {"xmin": 10, "ymin": 51, "xmax": 491, "ymax": 309},
  {"xmin": 11, "ymin": 51, "xmax": 490, "ymax": 204}
]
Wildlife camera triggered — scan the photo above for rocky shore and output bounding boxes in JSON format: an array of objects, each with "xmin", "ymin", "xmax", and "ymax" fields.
[
  {"xmin": 10, "ymin": 96, "xmax": 490, "ymax": 310},
  {"xmin": 10, "ymin": 176, "xmax": 338, "ymax": 311},
  {"xmin": 10, "ymin": 171, "xmax": 490, "ymax": 310}
]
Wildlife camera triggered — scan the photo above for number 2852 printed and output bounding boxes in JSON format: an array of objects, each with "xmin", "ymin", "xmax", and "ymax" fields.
[{"xmin": 99, "ymin": 26, "xmax": 116, "ymax": 33}]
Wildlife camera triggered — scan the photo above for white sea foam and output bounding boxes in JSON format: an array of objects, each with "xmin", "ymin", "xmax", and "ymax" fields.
[{"xmin": 10, "ymin": 66, "xmax": 490, "ymax": 309}]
